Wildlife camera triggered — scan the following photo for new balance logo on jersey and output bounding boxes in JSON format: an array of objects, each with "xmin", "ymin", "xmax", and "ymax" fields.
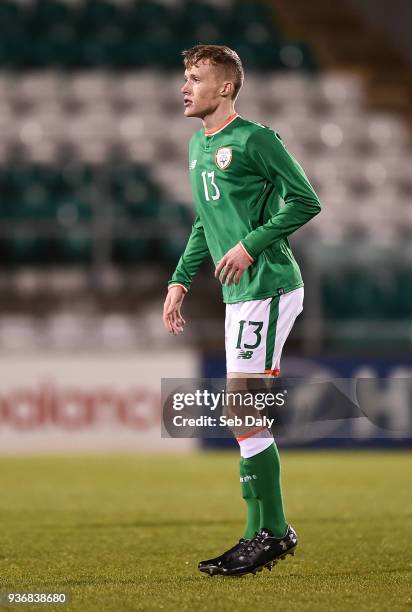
[
  {"xmin": 237, "ymin": 350, "xmax": 253, "ymax": 359},
  {"xmin": 240, "ymin": 474, "xmax": 257, "ymax": 483},
  {"xmin": 189, "ymin": 159, "xmax": 197, "ymax": 170}
]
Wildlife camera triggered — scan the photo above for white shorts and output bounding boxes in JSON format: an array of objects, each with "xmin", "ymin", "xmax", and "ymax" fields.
[{"xmin": 225, "ymin": 287, "xmax": 304, "ymax": 375}]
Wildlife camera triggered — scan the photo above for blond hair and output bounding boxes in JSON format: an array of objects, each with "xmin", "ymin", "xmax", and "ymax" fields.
[{"xmin": 182, "ymin": 44, "xmax": 244, "ymax": 99}]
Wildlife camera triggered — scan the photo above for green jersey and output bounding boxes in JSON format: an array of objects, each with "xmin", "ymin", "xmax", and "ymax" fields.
[{"xmin": 169, "ymin": 114, "xmax": 321, "ymax": 304}]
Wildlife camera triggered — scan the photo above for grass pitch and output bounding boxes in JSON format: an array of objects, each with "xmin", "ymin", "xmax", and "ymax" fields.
[{"xmin": 0, "ymin": 451, "xmax": 411, "ymax": 612}]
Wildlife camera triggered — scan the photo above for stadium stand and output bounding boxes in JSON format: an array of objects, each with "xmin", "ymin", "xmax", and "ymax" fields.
[
  {"xmin": 0, "ymin": 0, "xmax": 411, "ymax": 352},
  {"xmin": 0, "ymin": 70, "xmax": 410, "ymax": 243},
  {"xmin": 0, "ymin": 0, "xmax": 316, "ymax": 70}
]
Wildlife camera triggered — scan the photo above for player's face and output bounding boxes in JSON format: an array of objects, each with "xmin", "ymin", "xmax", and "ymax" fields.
[{"xmin": 181, "ymin": 61, "xmax": 226, "ymax": 118}]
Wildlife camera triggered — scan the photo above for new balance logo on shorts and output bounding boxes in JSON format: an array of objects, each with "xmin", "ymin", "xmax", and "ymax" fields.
[{"xmin": 237, "ymin": 350, "xmax": 254, "ymax": 359}]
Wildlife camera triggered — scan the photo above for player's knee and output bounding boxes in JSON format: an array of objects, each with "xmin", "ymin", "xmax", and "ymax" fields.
[{"xmin": 224, "ymin": 376, "xmax": 271, "ymax": 438}]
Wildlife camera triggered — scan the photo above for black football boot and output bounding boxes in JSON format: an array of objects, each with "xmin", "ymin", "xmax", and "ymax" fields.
[
  {"xmin": 223, "ymin": 525, "xmax": 298, "ymax": 577},
  {"xmin": 198, "ymin": 538, "xmax": 251, "ymax": 576}
]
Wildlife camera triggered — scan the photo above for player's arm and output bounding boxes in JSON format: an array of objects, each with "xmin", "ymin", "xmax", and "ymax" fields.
[
  {"xmin": 163, "ymin": 215, "xmax": 209, "ymax": 335},
  {"xmin": 240, "ymin": 128, "xmax": 321, "ymax": 259}
]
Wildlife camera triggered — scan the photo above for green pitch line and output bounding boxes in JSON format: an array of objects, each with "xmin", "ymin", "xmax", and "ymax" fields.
[{"xmin": 0, "ymin": 451, "xmax": 410, "ymax": 612}]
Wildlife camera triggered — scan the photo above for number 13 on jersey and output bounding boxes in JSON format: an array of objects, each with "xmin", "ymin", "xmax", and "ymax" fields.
[{"xmin": 201, "ymin": 170, "xmax": 221, "ymax": 202}]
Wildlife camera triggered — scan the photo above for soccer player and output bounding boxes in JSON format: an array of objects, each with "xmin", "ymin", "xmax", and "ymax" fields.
[{"xmin": 162, "ymin": 45, "xmax": 321, "ymax": 577}]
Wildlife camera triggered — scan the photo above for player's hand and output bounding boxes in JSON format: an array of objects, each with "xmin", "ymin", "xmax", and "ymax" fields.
[
  {"xmin": 163, "ymin": 286, "xmax": 187, "ymax": 335},
  {"xmin": 215, "ymin": 243, "xmax": 254, "ymax": 286}
]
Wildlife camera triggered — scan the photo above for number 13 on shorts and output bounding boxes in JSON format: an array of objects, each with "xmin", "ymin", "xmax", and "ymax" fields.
[
  {"xmin": 225, "ymin": 288, "xmax": 304, "ymax": 375},
  {"xmin": 236, "ymin": 320, "xmax": 263, "ymax": 350}
]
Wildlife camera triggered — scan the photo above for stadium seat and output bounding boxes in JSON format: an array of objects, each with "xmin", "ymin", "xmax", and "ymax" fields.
[{"xmin": 53, "ymin": 233, "xmax": 91, "ymax": 264}]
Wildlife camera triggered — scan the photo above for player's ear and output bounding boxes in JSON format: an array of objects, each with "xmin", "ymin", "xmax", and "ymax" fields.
[{"xmin": 221, "ymin": 81, "xmax": 234, "ymax": 98}]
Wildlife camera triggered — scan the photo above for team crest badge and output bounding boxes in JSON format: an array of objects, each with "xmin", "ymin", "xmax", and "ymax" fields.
[{"xmin": 215, "ymin": 147, "xmax": 232, "ymax": 170}]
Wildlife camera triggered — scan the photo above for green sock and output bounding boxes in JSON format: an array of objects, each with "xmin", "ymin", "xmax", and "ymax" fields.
[
  {"xmin": 240, "ymin": 457, "xmax": 260, "ymax": 540},
  {"xmin": 243, "ymin": 443, "xmax": 288, "ymax": 538}
]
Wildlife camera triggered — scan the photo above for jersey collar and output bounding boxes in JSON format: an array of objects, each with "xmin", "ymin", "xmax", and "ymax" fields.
[{"xmin": 204, "ymin": 112, "xmax": 239, "ymax": 136}]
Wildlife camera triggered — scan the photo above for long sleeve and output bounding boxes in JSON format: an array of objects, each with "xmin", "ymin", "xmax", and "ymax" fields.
[
  {"xmin": 241, "ymin": 128, "xmax": 321, "ymax": 260},
  {"xmin": 168, "ymin": 215, "xmax": 210, "ymax": 291}
]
